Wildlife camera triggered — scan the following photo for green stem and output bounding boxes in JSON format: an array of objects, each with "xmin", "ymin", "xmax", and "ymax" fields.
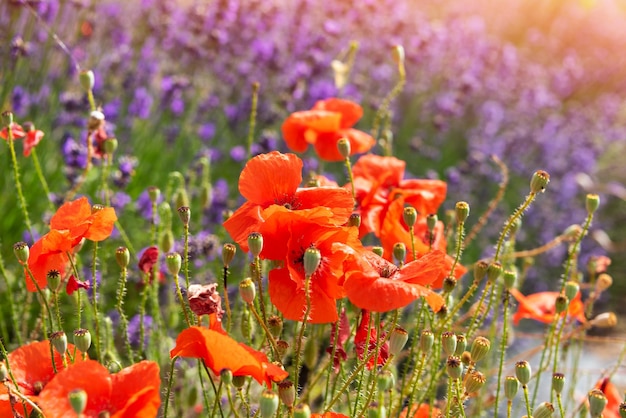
[
  {"xmin": 0, "ymin": 249, "xmax": 22, "ymax": 345},
  {"xmin": 494, "ymin": 192, "xmax": 537, "ymax": 262},
  {"xmin": 115, "ymin": 265, "xmax": 132, "ymax": 362},
  {"xmin": 30, "ymin": 147, "xmax": 55, "ymax": 212},
  {"xmin": 522, "ymin": 385, "xmax": 532, "ymax": 418},
  {"xmin": 5, "ymin": 128, "xmax": 33, "ymax": 238},
  {"xmin": 163, "ymin": 356, "xmax": 178, "ymax": 418},
  {"xmin": 449, "ymin": 221, "xmax": 465, "ymax": 276},
  {"xmin": 494, "ymin": 290, "xmax": 510, "ymax": 415},
  {"xmin": 246, "ymin": 82, "xmax": 260, "ymax": 161},
  {"xmin": 293, "ymin": 275, "xmax": 312, "ymax": 395},
  {"xmin": 90, "ymin": 243, "xmax": 102, "ymax": 363},
  {"xmin": 174, "ymin": 272, "xmax": 192, "ymax": 328}
]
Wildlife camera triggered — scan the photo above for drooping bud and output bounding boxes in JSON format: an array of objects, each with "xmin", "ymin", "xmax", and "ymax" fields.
[
  {"xmin": 222, "ymin": 243, "xmax": 236, "ymax": 267},
  {"xmin": 200, "ymin": 183, "xmax": 213, "ymax": 209},
  {"xmin": 278, "ymin": 380, "xmax": 296, "ymax": 408},
  {"xmin": 586, "ymin": 193, "xmax": 600, "ymax": 215},
  {"xmin": 588, "ymin": 388, "xmax": 608, "ymax": 418},
  {"xmin": 239, "ymin": 278, "xmax": 256, "ymax": 303},
  {"xmin": 420, "ymin": 330, "xmax": 434, "ymax": 354},
  {"xmin": 504, "ymin": 376, "xmax": 520, "ymax": 400},
  {"xmin": 13, "ymin": 242, "xmax": 29, "ymax": 264},
  {"xmin": 589, "ymin": 312, "xmax": 617, "ymax": 328},
  {"xmin": 73, "ymin": 328, "xmax": 92, "ymax": 353},
  {"xmin": 115, "ymin": 247, "xmax": 130, "ymax": 268},
  {"xmin": 441, "ymin": 331, "xmax": 457, "ymax": 356},
  {"xmin": 446, "ymin": 356, "xmax": 463, "ymax": 380},
  {"xmin": 49, "ymin": 331, "xmax": 68, "ymax": 356},
  {"xmin": 455, "ymin": 201, "xmax": 470, "ymax": 224},
  {"xmin": 177, "ymin": 206, "xmax": 191, "ymax": 226},
  {"xmin": 389, "ymin": 327, "xmax": 408, "ymax": 356},
  {"xmin": 174, "ymin": 188, "xmax": 189, "ymax": 211},
  {"xmin": 552, "ymin": 373, "xmax": 565, "ymax": 395},
  {"xmin": 160, "ymin": 229, "xmax": 175, "ymax": 253},
  {"xmin": 470, "ymin": 336, "xmax": 491, "ymax": 364},
  {"xmin": 393, "ymin": 242, "xmax": 406, "ymax": 265},
  {"xmin": 533, "ymin": 402, "xmax": 555, "ymax": 418},
  {"xmin": 166, "ymin": 252, "xmax": 182, "ymax": 276},
  {"xmin": 79, "ymin": 70, "xmax": 95, "ymax": 92},
  {"xmin": 337, "ymin": 138, "xmax": 351, "ymax": 159},
  {"xmin": 247, "ymin": 232, "xmax": 263, "ymax": 257},
  {"xmin": 403, "ymin": 206, "xmax": 417, "ymax": 228},
  {"xmin": 303, "ymin": 246, "xmax": 322, "ymax": 277},
  {"xmin": 259, "ymin": 390, "xmax": 279, "ymax": 418},
  {"xmin": 464, "ymin": 370, "xmax": 486, "ymax": 395},
  {"xmin": 68, "ymin": 388, "xmax": 88, "ymax": 415},
  {"xmin": 515, "ymin": 361, "xmax": 532, "ymax": 386},
  {"xmin": 530, "ymin": 170, "xmax": 550, "ymax": 194}
]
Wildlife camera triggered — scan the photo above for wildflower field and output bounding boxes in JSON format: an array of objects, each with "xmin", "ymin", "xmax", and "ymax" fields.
[{"xmin": 2, "ymin": 0, "xmax": 626, "ymax": 417}]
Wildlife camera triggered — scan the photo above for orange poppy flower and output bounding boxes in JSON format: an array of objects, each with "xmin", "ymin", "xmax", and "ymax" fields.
[
  {"xmin": 281, "ymin": 98, "xmax": 375, "ymax": 161},
  {"xmin": 594, "ymin": 377, "xmax": 623, "ymax": 418},
  {"xmin": 343, "ymin": 249, "xmax": 447, "ymax": 313},
  {"xmin": 0, "ymin": 122, "xmax": 26, "ymax": 140},
  {"xmin": 223, "ymin": 151, "xmax": 353, "ymax": 251},
  {"xmin": 509, "ymin": 289, "xmax": 587, "ymax": 325},
  {"xmin": 399, "ymin": 403, "xmax": 442, "ymax": 417},
  {"xmin": 170, "ymin": 326, "xmax": 288, "ymax": 387},
  {"xmin": 0, "ymin": 340, "xmax": 86, "ymax": 417},
  {"xmin": 311, "ymin": 413, "xmax": 350, "ymax": 418},
  {"xmin": 25, "ymin": 197, "xmax": 117, "ymax": 291},
  {"xmin": 38, "ymin": 360, "xmax": 160, "ymax": 418}
]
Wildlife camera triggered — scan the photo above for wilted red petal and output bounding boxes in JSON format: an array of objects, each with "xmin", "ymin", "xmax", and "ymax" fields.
[
  {"xmin": 23, "ymin": 129, "xmax": 44, "ymax": 157},
  {"xmin": 0, "ymin": 123, "xmax": 26, "ymax": 140},
  {"xmin": 138, "ymin": 246, "xmax": 159, "ymax": 274},
  {"xmin": 66, "ymin": 275, "xmax": 90, "ymax": 295}
]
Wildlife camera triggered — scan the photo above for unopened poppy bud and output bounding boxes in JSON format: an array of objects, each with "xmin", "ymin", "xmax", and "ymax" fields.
[
  {"xmin": 564, "ymin": 281, "xmax": 579, "ymax": 301},
  {"xmin": 2, "ymin": 110, "xmax": 13, "ymax": 126},
  {"xmin": 103, "ymin": 137, "xmax": 118, "ymax": 155},
  {"xmin": 47, "ymin": 270, "xmax": 61, "ymax": 292},
  {"xmin": 563, "ymin": 224, "xmax": 583, "ymax": 242},
  {"xmin": 515, "ymin": 360, "xmax": 532, "ymax": 385},
  {"xmin": 441, "ymin": 331, "xmax": 457, "ymax": 356},
  {"xmin": 530, "ymin": 170, "xmax": 550, "ymax": 193},
  {"xmin": 241, "ymin": 308, "xmax": 254, "ymax": 341},
  {"xmin": 461, "ymin": 351, "xmax": 472, "ymax": 366},
  {"xmin": 470, "ymin": 336, "xmax": 491, "ymax": 364},
  {"xmin": 393, "ymin": 242, "xmax": 406, "ymax": 264},
  {"xmin": 554, "ymin": 295, "xmax": 569, "ymax": 314},
  {"xmin": 304, "ymin": 337, "xmax": 318, "ymax": 369},
  {"xmin": 73, "ymin": 328, "xmax": 92, "ymax": 353},
  {"xmin": 446, "ymin": 356, "xmax": 463, "ymax": 380},
  {"xmin": 426, "ymin": 213, "xmax": 438, "ymax": 232},
  {"xmin": 589, "ymin": 312, "xmax": 617, "ymax": 328},
  {"xmin": 219, "ymin": 369, "xmax": 233, "ymax": 386},
  {"xmin": 552, "ymin": 372, "xmax": 565, "ymax": 395},
  {"xmin": 303, "ymin": 246, "xmax": 321, "ymax": 277},
  {"xmin": 232, "ymin": 375, "xmax": 246, "ymax": 389},
  {"xmin": 377, "ymin": 370, "xmax": 395, "ymax": 392},
  {"xmin": 87, "ymin": 110, "xmax": 105, "ymax": 130},
  {"xmin": 420, "ymin": 329, "xmax": 434, "ymax": 353},
  {"xmin": 13, "ymin": 241, "xmax": 29, "ymax": 264},
  {"xmin": 147, "ymin": 186, "xmax": 160, "ymax": 203},
  {"xmin": 533, "ymin": 401, "xmax": 555, "ymax": 418},
  {"xmin": 69, "ymin": 388, "xmax": 88, "ymax": 415},
  {"xmin": 510, "ymin": 217, "xmax": 522, "ymax": 234},
  {"xmin": 177, "ymin": 206, "xmax": 191, "ymax": 225},
  {"xmin": 486, "ymin": 262, "xmax": 502, "ymax": 284},
  {"xmin": 115, "ymin": 247, "xmax": 130, "ymax": 268},
  {"xmin": 455, "ymin": 201, "xmax": 470, "ymax": 224},
  {"xmin": 79, "ymin": 70, "xmax": 95, "ymax": 92},
  {"xmin": 586, "ymin": 193, "xmax": 600, "ymax": 215},
  {"xmin": 368, "ymin": 402, "xmax": 385, "ymax": 418},
  {"xmin": 372, "ymin": 246, "xmax": 384, "ymax": 257},
  {"xmin": 239, "ymin": 278, "xmax": 256, "ymax": 303},
  {"xmin": 443, "ymin": 276, "xmax": 456, "ymax": 293},
  {"xmin": 454, "ymin": 334, "xmax": 467, "ymax": 356},
  {"xmin": 260, "ymin": 390, "xmax": 279, "ymax": 418},
  {"xmin": 278, "ymin": 380, "xmax": 296, "ymax": 407},
  {"xmin": 403, "ymin": 206, "xmax": 417, "ymax": 228},
  {"xmin": 186, "ymin": 385, "xmax": 198, "ymax": 408},
  {"xmin": 464, "ymin": 370, "xmax": 486, "ymax": 395},
  {"xmin": 503, "ymin": 270, "xmax": 517, "ymax": 290},
  {"xmin": 49, "ymin": 331, "xmax": 68, "ymax": 355},
  {"xmin": 392, "ymin": 45, "xmax": 405, "ymax": 66},
  {"xmin": 166, "ymin": 252, "xmax": 182, "ymax": 275},
  {"xmin": 389, "ymin": 327, "xmax": 408, "ymax": 356},
  {"xmin": 294, "ymin": 403, "xmax": 311, "ymax": 418},
  {"xmin": 200, "ymin": 183, "xmax": 213, "ymax": 209},
  {"xmin": 348, "ymin": 213, "xmax": 361, "ymax": 228},
  {"xmin": 267, "ymin": 315, "xmax": 283, "ymax": 338},
  {"xmin": 619, "ymin": 402, "xmax": 626, "ymax": 418},
  {"xmin": 337, "ymin": 137, "xmax": 351, "ymax": 158},
  {"xmin": 160, "ymin": 229, "xmax": 175, "ymax": 253},
  {"xmin": 248, "ymin": 232, "xmax": 263, "ymax": 257},
  {"xmin": 276, "ymin": 340, "xmax": 289, "ymax": 358},
  {"xmin": 588, "ymin": 388, "xmax": 608, "ymax": 417},
  {"xmin": 595, "ymin": 273, "xmax": 612, "ymax": 292},
  {"xmin": 505, "ymin": 376, "xmax": 520, "ymax": 400},
  {"xmin": 222, "ymin": 243, "xmax": 236, "ymax": 267},
  {"xmin": 469, "ymin": 262, "xmax": 488, "ymax": 286}
]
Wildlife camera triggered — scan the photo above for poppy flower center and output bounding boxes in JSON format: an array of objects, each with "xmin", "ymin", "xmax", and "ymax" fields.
[
  {"xmin": 274, "ymin": 194, "xmax": 300, "ymax": 210},
  {"xmin": 33, "ymin": 381, "xmax": 44, "ymax": 395},
  {"xmin": 380, "ymin": 265, "xmax": 398, "ymax": 278}
]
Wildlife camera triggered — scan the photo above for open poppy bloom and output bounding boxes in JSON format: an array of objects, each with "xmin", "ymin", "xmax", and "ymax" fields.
[
  {"xmin": 311, "ymin": 413, "xmax": 350, "ymax": 418},
  {"xmin": 343, "ymin": 248, "xmax": 447, "ymax": 313},
  {"xmin": 399, "ymin": 403, "xmax": 442, "ymax": 418},
  {"xmin": 509, "ymin": 288, "xmax": 587, "ymax": 325},
  {"xmin": 170, "ymin": 326, "xmax": 288, "ymax": 387},
  {"xmin": 22, "ymin": 124, "xmax": 44, "ymax": 157},
  {"xmin": 223, "ymin": 151, "xmax": 353, "ymax": 251},
  {"xmin": 38, "ymin": 360, "xmax": 160, "ymax": 418},
  {"xmin": 281, "ymin": 98, "xmax": 375, "ymax": 161},
  {"xmin": 26, "ymin": 197, "xmax": 117, "ymax": 291},
  {"xmin": 0, "ymin": 340, "xmax": 86, "ymax": 417}
]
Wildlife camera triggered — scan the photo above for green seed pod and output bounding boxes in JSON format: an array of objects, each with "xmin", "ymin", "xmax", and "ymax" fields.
[
  {"xmin": 115, "ymin": 247, "xmax": 130, "ymax": 269},
  {"xmin": 420, "ymin": 330, "xmax": 434, "ymax": 354},
  {"xmin": 276, "ymin": 340, "xmax": 289, "ymax": 359},
  {"xmin": 248, "ymin": 232, "xmax": 264, "ymax": 257},
  {"xmin": 232, "ymin": 375, "xmax": 247, "ymax": 389},
  {"xmin": 564, "ymin": 281, "xmax": 580, "ymax": 301},
  {"xmin": 337, "ymin": 137, "xmax": 351, "ymax": 159},
  {"xmin": 2, "ymin": 110, "xmax": 14, "ymax": 126},
  {"xmin": 73, "ymin": 328, "xmax": 92, "ymax": 353},
  {"xmin": 267, "ymin": 315, "xmax": 283, "ymax": 339},
  {"xmin": 515, "ymin": 361, "xmax": 532, "ymax": 386},
  {"xmin": 372, "ymin": 246, "xmax": 384, "ymax": 257},
  {"xmin": 554, "ymin": 295, "xmax": 569, "ymax": 314},
  {"xmin": 588, "ymin": 388, "xmax": 608, "ymax": 418},
  {"xmin": 259, "ymin": 390, "xmax": 279, "ymax": 418},
  {"xmin": 470, "ymin": 336, "xmax": 491, "ymax": 364},
  {"xmin": 303, "ymin": 246, "xmax": 322, "ymax": 277},
  {"xmin": 455, "ymin": 201, "xmax": 470, "ymax": 224},
  {"xmin": 393, "ymin": 242, "xmax": 406, "ymax": 264},
  {"xmin": 403, "ymin": 206, "xmax": 417, "ymax": 228},
  {"xmin": 586, "ymin": 193, "xmax": 600, "ymax": 215},
  {"xmin": 177, "ymin": 206, "xmax": 191, "ymax": 225},
  {"xmin": 426, "ymin": 213, "xmax": 438, "ymax": 233},
  {"xmin": 239, "ymin": 278, "xmax": 256, "ymax": 304},
  {"xmin": 464, "ymin": 370, "xmax": 486, "ymax": 395},
  {"xmin": 443, "ymin": 276, "xmax": 457, "ymax": 293},
  {"xmin": 530, "ymin": 170, "xmax": 550, "ymax": 194},
  {"xmin": 49, "ymin": 331, "xmax": 68, "ymax": 356},
  {"xmin": 388, "ymin": 327, "xmax": 409, "ymax": 356},
  {"xmin": 454, "ymin": 334, "xmax": 467, "ymax": 357},
  {"xmin": 619, "ymin": 402, "xmax": 626, "ymax": 418},
  {"xmin": 278, "ymin": 380, "xmax": 296, "ymax": 408},
  {"xmin": 103, "ymin": 137, "xmax": 118, "ymax": 155},
  {"xmin": 220, "ymin": 369, "xmax": 233, "ymax": 386},
  {"xmin": 222, "ymin": 243, "xmax": 236, "ymax": 267},
  {"xmin": 533, "ymin": 402, "xmax": 555, "ymax": 418},
  {"xmin": 446, "ymin": 356, "xmax": 463, "ymax": 380},
  {"xmin": 79, "ymin": 70, "xmax": 95, "ymax": 92},
  {"xmin": 368, "ymin": 402, "xmax": 385, "ymax": 418},
  {"xmin": 13, "ymin": 242, "xmax": 29, "ymax": 264},
  {"xmin": 441, "ymin": 331, "xmax": 457, "ymax": 356},
  {"xmin": 486, "ymin": 262, "xmax": 503, "ymax": 284},
  {"xmin": 68, "ymin": 388, "xmax": 87, "ymax": 415},
  {"xmin": 595, "ymin": 273, "xmax": 613, "ymax": 292},
  {"xmin": 552, "ymin": 373, "xmax": 565, "ymax": 395},
  {"xmin": 166, "ymin": 252, "xmax": 182, "ymax": 276},
  {"xmin": 294, "ymin": 403, "xmax": 311, "ymax": 418},
  {"xmin": 503, "ymin": 270, "xmax": 517, "ymax": 290},
  {"xmin": 377, "ymin": 370, "xmax": 395, "ymax": 392},
  {"xmin": 504, "ymin": 376, "xmax": 520, "ymax": 400},
  {"xmin": 47, "ymin": 270, "xmax": 61, "ymax": 292},
  {"xmin": 473, "ymin": 260, "xmax": 489, "ymax": 283},
  {"xmin": 348, "ymin": 213, "xmax": 361, "ymax": 228}
]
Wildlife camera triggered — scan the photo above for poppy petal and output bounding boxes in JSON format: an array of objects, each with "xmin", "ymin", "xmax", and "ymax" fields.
[
  {"xmin": 110, "ymin": 361, "xmax": 161, "ymax": 418},
  {"xmin": 84, "ymin": 207, "xmax": 117, "ymax": 241},
  {"xmin": 312, "ymin": 98, "xmax": 363, "ymax": 129},
  {"xmin": 50, "ymin": 197, "xmax": 93, "ymax": 231},
  {"xmin": 238, "ymin": 151, "xmax": 303, "ymax": 204}
]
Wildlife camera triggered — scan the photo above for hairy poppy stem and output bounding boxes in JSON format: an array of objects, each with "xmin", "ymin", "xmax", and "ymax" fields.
[
  {"xmin": 0, "ymin": 250, "xmax": 22, "ymax": 345},
  {"xmin": 90, "ymin": 243, "xmax": 102, "ymax": 363},
  {"xmin": 494, "ymin": 291, "xmax": 511, "ymax": 415},
  {"xmin": 293, "ymin": 275, "xmax": 313, "ymax": 396},
  {"xmin": 115, "ymin": 263, "xmax": 133, "ymax": 362},
  {"xmin": 163, "ymin": 356, "xmax": 177, "ymax": 418},
  {"xmin": 30, "ymin": 147, "xmax": 55, "ymax": 212},
  {"xmin": 246, "ymin": 82, "xmax": 260, "ymax": 161},
  {"xmin": 4, "ymin": 124, "xmax": 34, "ymax": 238},
  {"xmin": 247, "ymin": 302, "xmax": 280, "ymax": 359},
  {"xmin": 494, "ymin": 192, "xmax": 537, "ymax": 263}
]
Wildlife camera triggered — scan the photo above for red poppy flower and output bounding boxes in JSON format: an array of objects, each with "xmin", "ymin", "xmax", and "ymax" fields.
[
  {"xmin": 281, "ymin": 98, "xmax": 375, "ymax": 161},
  {"xmin": 509, "ymin": 289, "xmax": 587, "ymax": 325},
  {"xmin": 0, "ymin": 340, "xmax": 87, "ymax": 417},
  {"xmin": 138, "ymin": 246, "xmax": 159, "ymax": 283},
  {"xmin": 343, "ymin": 249, "xmax": 447, "ymax": 313},
  {"xmin": 399, "ymin": 403, "xmax": 442, "ymax": 418},
  {"xmin": 223, "ymin": 151, "xmax": 353, "ymax": 251},
  {"xmin": 594, "ymin": 377, "xmax": 622, "ymax": 418},
  {"xmin": 38, "ymin": 360, "xmax": 160, "ymax": 418},
  {"xmin": 355, "ymin": 310, "xmax": 389, "ymax": 369},
  {"xmin": 66, "ymin": 274, "xmax": 90, "ymax": 295},
  {"xmin": 22, "ymin": 127, "xmax": 44, "ymax": 157},
  {"xmin": 311, "ymin": 413, "xmax": 350, "ymax": 418},
  {"xmin": 0, "ymin": 122, "xmax": 26, "ymax": 140},
  {"xmin": 170, "ymin": 326, "xmax": 288, "ymax": 387},
  {"xmin": 26, "ymin": 197, "xmax": 117, "ymax": 291}
]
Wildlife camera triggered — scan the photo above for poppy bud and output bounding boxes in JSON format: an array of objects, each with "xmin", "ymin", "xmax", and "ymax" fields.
[
  {"xmin": 372, "ymin": 246, "xmax": 384, "ymax": 257},
  {"xmin": 2, "ymin": 110, "xmax": 13, "ymax": 126},
  {"xmin": 503, "ymin": 270, "xmax": 517, "ymax": 290},
  {"xmin": 443, "ymin": 276, "xmax": 456, "ymax": 293},
  {"xmin": 222, "ymin": 243, "xmax": 236, "ymax": 267},
  {"xmin": 563, "ymin": 224, "xmax": 583, "ymax": 242},
  {"xmin": 278, "ymin": 380, "xmax": 296, "ymax": 408},
  {"xmin": 166, "ymin": 252, "xmax": 182, "ymax": 276},
  {"xmin": 464, "ymin": 370, "xmax": 486, "ymax": 395},
  {"xmin": 147, "ymin": 186, "xmax": 161, "ymax": 203},
  {"xmin": 446, "ymin": 356, "xmax": 463, "ymax": 380},
  {"xmin": 619, "ymin": 402, "xmax": 626, "ymax": 418},
  {"xmin": 303, "ymin": 246, "xmax": 321, "ymax": 278},
  {"xmin": 455, "ymin": 201, "xmax": 470, "ymax": 224},
  {"xmin": 232, "ymin": 375, "xmax": 247, "ymax": 389},
  {"xmin": 103, "ymin": 137, "xmax": 118, "ymax": 155},
  {"xmin": 533, "ymin": 402, "xmax": 555, "ymax": 418},
  {"xmin": 348, "ymin": 213, "xmax": 361, "ymax": 228},
  {"xmin": 115, "ymin": 247, "xmax": 130, "ymax": 268},
  {"xmin": 595, "ymin": 273, "xmax": 612, "ymax": 292},
  {"xmin": 177, "ymin": 206, "xmax": 191, "ymax": 225},
  {"xmin": 160, "ymin": 229, "xmax": 175, "ymax": 253},
  {"xmin": 393, "ymin": 242, "xmax": 406, "ymax": 265},
  {"xmin": 441, "ymin": 331, "xmax": 457, "ymax": 356},
  {"xmin": 304, "ymin": 337, "xmax": 318, "ymax": 369},
  {"xmin": 47, "ymin": 270, "xmax": 61, "ymax": 292},
  {"xmin": 461, "ymin": 351, "xmax": 472, "ymax": 366},
  {"xmin": 589, "ymin": 312, "xmax": 617, "ymax": 328},
  {"xmin": 240, "ymin": 307, "xmax": 254, "ymax": 341},
  {"xmin": 200, "ymin": 183, "xmax": 213, "ymax": 210},
  {"xmin": 87, "ymin": 110, "xmax": 105, "ymax": 130},
  {"xmin": 515, "ymin": 361, "xmax": 532, "ymax": 386},
  {"xmin": 294, "ymin": 403, "xmax": 311, "ymax": 418},
  {"xmin": 552, "ymin": 372, "xmax": 565, "ymax": 395},
  {"xmin": 586, "ymin": 193, "xmax": 600, "ymax": 215},
  {"xmin": 470, "ymin": 336, "xmax": 491, "ymax": 364},
  {"xmin": 79, "ymin": 70, "xmax": 95, "ymax": 92},
  {"xmin": 504, "ymin": 376, "xmax": 520, "ymax": 400},
  {"xmin": 68, "ymin": 388, "xmax": 88, "ymax": 415},
  {"xmin": 377, "ymin": 370, "xmax": 395, "ymax": 392},
  {"xmin": 454, "ymin": 334, "xmax": 467, "ymax": 356},
  {"xmin": 392, "ymin": 45, "xmax": 405, "ymax": 66},
  {"xmin": 486, "ymin": 262, "xmax": 502, "ymax": 284},
  {"xmin": 473, "ymin": 260, "xmax": 489, "ymax": 283},
  {"xmin": 368, "ymin": 402, "xmax": 385, "ymax": 418},
  {"xmin": 389, "ymin": 327, "xmax": 408, "ymax": 356},
  {"xmin": 73, "ymin": 328, "xmax": 92, "ymax": 353},
  {"xmin": 239, "ymin": 278, "xmax": 256, "ymax": 304},
  {"xmin": 13, "ymin": 241, "xmax": 29, "ymax": 264},
  {"xmin": 337, "ymin": 137, "xmax": 351, "ymax": 159},
  {"xmin": 563, "ymin": 281, "xmax": 579, "ymax": 301},
  {"xmin": 426, "ymin": 213, "xmax": 438, "ymax": 232},
  {"xmin": 260, "ymin": 390, "xmax": 279, "ymax": 418},
  {"xmin": 588, "ymin": 388, "xmax": 608, "ymax": 418},
  {"xmin": 530, "ymin": 170, "xmax": 550, "ymax": 194},
  {"xmin": 420, "ymin": 329, "xmax": 434, "ymax": 354},
  {"xmin": 403, "ymin": 206, "xmax": 417, "ymax": 228},
  {"xmin": 248, "ymin": 232, "xmax": 263, "ymax": 257},
  {"xmin": 49, "ymin": 331, "xmax": 68, "ymax": 356},
  {"xmin": 554, "ymin": 295, "xmax": 569, "ymax": 314},
  {"xmin": 220, "ymin": 369, "xmax": 233, "ymax": 385},
  {"xmin": 276, "ymin": 340, "xmax": 289, "ymax": 359},
  {"xmin": 268, "ymin": 315, "xmax": 283, "ymax": 338}
]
